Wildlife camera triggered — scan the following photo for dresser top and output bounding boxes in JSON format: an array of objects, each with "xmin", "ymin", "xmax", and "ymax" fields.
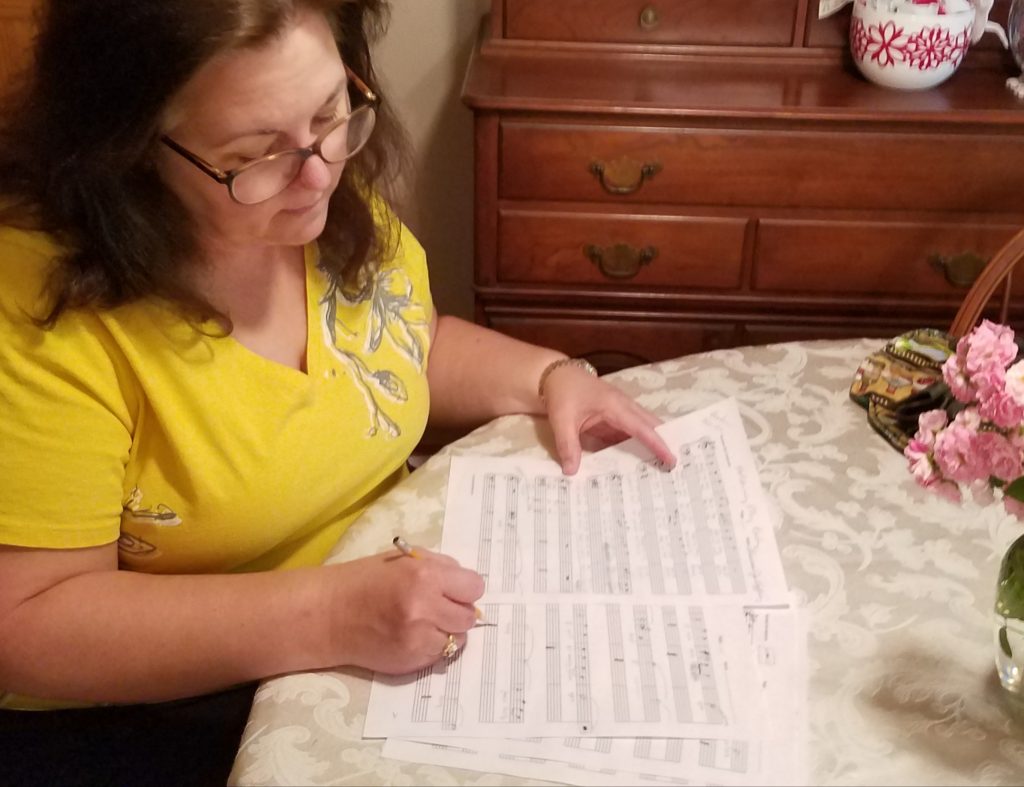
[{"xmin": 463, "ymin": 49, "xmax": 1024, "ymax": 127}]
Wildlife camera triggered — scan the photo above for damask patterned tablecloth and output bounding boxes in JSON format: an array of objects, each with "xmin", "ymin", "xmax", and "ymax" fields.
[{"xmin": 231, "ymin": 338, "xmax": 1024, "ymax": 786}]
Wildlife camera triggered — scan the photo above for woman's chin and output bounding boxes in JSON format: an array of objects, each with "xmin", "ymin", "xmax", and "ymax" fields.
[{"xmin": 274, "ymin": 203, "xmax": 330, "ymax": 245}]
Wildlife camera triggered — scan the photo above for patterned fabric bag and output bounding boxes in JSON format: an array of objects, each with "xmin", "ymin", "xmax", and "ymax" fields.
[{"xmin": 849, "ymin": 328, "xmax": 957, "ymax": 451}]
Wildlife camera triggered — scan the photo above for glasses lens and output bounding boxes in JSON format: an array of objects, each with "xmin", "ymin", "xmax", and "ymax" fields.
[
  {"xmin": 230, "ymin": 154, "xmax": 304, "ymax": 205},
  {"xmin": 320, "ymin": 107, "xmax": 376, "ymax": 164},
  {"xmin": 227, "ymin": 107, "xmax": 377, "ymax": 205}
]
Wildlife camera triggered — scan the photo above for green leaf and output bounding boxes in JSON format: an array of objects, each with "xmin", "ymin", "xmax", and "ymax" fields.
[
  {"xmin": 1001, "ymin": 625, "xmax": 1013, "ymax": 658},
  {"xmin": 1005, "ymin": 476, "xmax": 1024, "ymax": 502}
]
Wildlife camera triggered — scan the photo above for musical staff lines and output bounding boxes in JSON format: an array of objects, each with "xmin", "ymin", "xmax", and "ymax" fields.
[
  {"xmin": 465, "ymin": 440, "xmax": 761, "ymax": 602},
  {"xmin": 584, "ymin": 477, "xmax": 611, "ymax": 593},
  {"xmin": 633, "ymin": 738, "xmax": 685, "ymax": 763},
  {"xmin": 533, "ymin": 478, "xmax": 550, "ymax": 593},
  {"xmin": 606, "ymin": 604, "xmax": 630, "ymax": 722},
  {"xmin": 662, "ymin": 605, "xmax": 693, "ymax": 723},
  {"xmin": 608, "ymin": 473, "xmax": 632, "ymax": 593},
  {"xmin": 676, "ymin": 437, "xmax": 749, "ymax": 597},
  {"xmin": 370, "ymin": 598, "xmax": 753, "ymax": 738},
  {"xmin": 660, "ymin": 470, "xmax": 692, "ymax": 597},
  {"xmin": 700, "ymin": 438, "xmax": 746, "ymax": 595},
  {"xmin": 412, "ymin": 664, "xmax": 432, "ymax": 723},
  {"xmin": 557, "ymin": 478, "xmax": 573, "ymax": 592},
  {"xmin": 634, "ymin": 606, "xmax": 660, "ymax": 722},
  {"xmin": 689, "ymin": 607, "xmax": 726, "ymax": 726},
  {"xmin": 367, "ymin": 400, "xmax": 791, "ymax": 742},
  {"xmin": 479, "ymin": 606, "xmax": 499, "ymax": 723},
  {"xmin": 461, "ymin": 445, "xmax": 773, "ymax": 641},
  {"xmin": 572, "ymin": 603, "xmax": 593, "ymax": 731},
  {"xmin": 477, "ymin": 474, "xmax": 495, "ymax": 590},
  {"xmin": 442, "ymin": 647, "xmax": 462, "ymax": 730},
  {"xmin": 501, "ymin": 475, "xmax": 520, "ymax": 592},
  {"xmin": 638, "ymin": 465, "xmax": 666, "ymax": 595},
  {"xmin": 545, "ymin": 604, "xmax": 561, "ymax": 722},
  {"xmin": 698, "ymin": 739, "xmax": 749, "ymax": 772},
  {"xmin": 509, "ymin": 604, "xmax": 527, "ymax": 723}
]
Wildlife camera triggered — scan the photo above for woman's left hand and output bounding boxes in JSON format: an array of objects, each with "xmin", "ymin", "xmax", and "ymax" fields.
[{"xmin": 541, "ymin": 363, "xmax": 677, "ymax": 475}]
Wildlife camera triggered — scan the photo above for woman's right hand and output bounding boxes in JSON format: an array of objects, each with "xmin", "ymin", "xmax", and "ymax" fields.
[{"xmin": 321, "ymin": 548, "xmax": 485, "ymax": 675}]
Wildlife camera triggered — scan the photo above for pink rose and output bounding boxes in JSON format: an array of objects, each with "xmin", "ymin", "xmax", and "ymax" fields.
[
  {"xmin": 932, "ymin": 420, "xmax": 987, "ymax": 483},
  {"xmin": 965, "ymin": 320, "xmax": 1018, "ymax": 376},
  {"xmin": 911, "ymin": 409, "xmax": 948, "ymax": 449},
  {"xmin": 1005, "ymin": 360, "xmax": 1024, "ymax": 407},
  {"xmin": 978, "ymin": 389, "xmax": 1024, "ymax": 430},
  {"xmin": 918, "ymin": 408, "xmax": 948, "ymax": 434},
  {"xmin": 954, "ymin": 407, "xmax": 982, "ymax": 431},
  {"xmin": 905, "ymin": 440, "xmax": 963, "ymax": 503},
  {"xmin": 943, "ymin": 356, "xmax": 975, "ymax": 402},
  {"xmin": 972, "ymin": 366, "xmax": 1008, "ymax": 401},
  {"xmin": 974, "ymin": 431, "xmax": 1022, "ymax": 483},
  {"xmin": 907, "ymin": 322, "xmax": 1024, "ymax": 514},
  {"xmin": 905, "ymin": 436, "xmax": 932, "ymax": 465}
]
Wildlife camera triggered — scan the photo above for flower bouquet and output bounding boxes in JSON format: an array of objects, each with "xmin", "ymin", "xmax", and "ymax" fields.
[
  {"xmin": 905, "ymin": 319, "xmax": 1024, "ymax": 513},
  {"xmin": 904, "ymin": 319, "xmax": 1024, "ymax": 694}
]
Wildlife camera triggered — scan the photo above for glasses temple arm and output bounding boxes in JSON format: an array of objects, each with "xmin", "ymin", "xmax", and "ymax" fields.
[
  {"xmin": 343, "ymin": 65, "xmax": 378, "ymax": 105},
  {"xmin": 160, "ymin": 136, "xmax": 230, "ymax": 184}
]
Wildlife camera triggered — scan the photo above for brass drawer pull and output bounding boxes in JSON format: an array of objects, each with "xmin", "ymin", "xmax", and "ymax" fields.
[
  {"xmin": 589, "ymin": 158, "xmax": 662, "ymax": 195},
  {"xmin": 584, "ymin": 243, "xmax": 658, "ymax": 279},
  {"xmin": 639, "ymin": 5, "xmax": 661, "ymax": 31},
  {"xmin": 928, "ymin": 252, "xmax": 987, "ymax": 288}
]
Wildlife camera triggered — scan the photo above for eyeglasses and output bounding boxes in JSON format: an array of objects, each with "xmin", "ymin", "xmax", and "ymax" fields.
[{"xmin": 160, "ymin": 66, "xmax": 378, "ymax": 206}]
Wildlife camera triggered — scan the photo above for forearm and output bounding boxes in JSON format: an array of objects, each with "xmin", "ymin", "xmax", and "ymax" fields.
[
  {"xmin": 0, "ymin": 566, "xmax": 328, "ymax": 704},
  {"xmin": 426, "ymin": 315, "xmax": 565, "ymax": 427}
]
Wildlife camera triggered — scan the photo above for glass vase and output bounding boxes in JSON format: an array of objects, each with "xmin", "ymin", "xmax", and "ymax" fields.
[{"xmin": 994, "ymin": 533, "xmax": 1024, "ymax": 694}]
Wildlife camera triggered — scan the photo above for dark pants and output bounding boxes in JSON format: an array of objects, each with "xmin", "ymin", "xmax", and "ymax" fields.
[{"xmin": 0, "ymin": 683, "xmax": 257, "ymax": 787}]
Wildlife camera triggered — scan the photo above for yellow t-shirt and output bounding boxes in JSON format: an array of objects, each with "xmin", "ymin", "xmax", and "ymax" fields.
[{"xmin": 0, "ymin": 218, "xmax": 432, "ymax": 708}]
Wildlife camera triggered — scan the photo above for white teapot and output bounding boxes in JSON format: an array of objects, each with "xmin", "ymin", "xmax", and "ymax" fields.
[
  {"xmin": 849, "ymin": 0, "xmax": 1009, "ymax": 90},
  {"xmin": 970, "ymin": 0, "xmax": 1009, "ymax": 48}
]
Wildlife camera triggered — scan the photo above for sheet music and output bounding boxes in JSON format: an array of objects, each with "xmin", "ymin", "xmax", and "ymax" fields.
[
  {"xmin": 365, "ymin": 601, "xmax": 753, "ymax": 739},
  {"xmin": 441, "ymin": 398, "xmax": 787, "ymax": 605},
  {"xmin": 382, "ymin": 605, "xmax": 808, "ymax": 786},
  {"xmin": 366, "ymin": 399, "xmax": 791, "ymax": 743}
]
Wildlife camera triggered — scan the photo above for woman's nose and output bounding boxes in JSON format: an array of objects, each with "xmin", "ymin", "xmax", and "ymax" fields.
[{"xmin": 296, "ymin": 153, "xmax": 333, "ymax": 192}]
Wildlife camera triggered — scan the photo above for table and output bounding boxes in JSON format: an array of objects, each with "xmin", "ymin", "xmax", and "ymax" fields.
[{"xmin": 230, "ymin": 338, "xmax": 1024, "ymax": 786}]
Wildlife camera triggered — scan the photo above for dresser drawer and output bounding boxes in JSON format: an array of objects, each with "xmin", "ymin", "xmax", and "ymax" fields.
[
  {"xmin": 503, "ymin": 0, "xmax": 797, "ymax": 47},
  {"xmin": 497, "ymin": 208, "xmax": 746, "ymax": 289},
  {"xmin": 754, "ymin": 218, "xmax": 1022, "ymax": 296},
  {"xmin": 501, "ymin": 122, "xmax": 1024, "ymax": 212},
  {"xmin": 483, "ymin": 309, "xmax": 740, "ymax": 372},
  {"xmin": 742, "ymin": 318, "xmax": 948, "ymax": 345}
]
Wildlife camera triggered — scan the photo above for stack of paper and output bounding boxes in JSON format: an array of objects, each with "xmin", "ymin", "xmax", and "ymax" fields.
[{"xmin": 366, "ymin": 398, "xmax": 807, "ymax": 786}]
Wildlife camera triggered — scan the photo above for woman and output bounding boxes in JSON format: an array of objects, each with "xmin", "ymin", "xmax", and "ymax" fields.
[{"xmin": 0, "ymin": 0, "xmax": 675, "ymax": 782}]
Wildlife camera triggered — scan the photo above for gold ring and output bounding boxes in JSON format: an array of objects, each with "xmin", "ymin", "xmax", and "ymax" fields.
[{"xmin": 442, "ymin": 633, "xmax": 458, "ymax": 659}]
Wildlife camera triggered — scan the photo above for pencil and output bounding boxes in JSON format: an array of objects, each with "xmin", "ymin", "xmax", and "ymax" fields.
[
  {"xmin": 392, "ymin": 535, "xmax": 421, "ymax": 559},
  {"xmin": 391, "ymin": 536, "xmax": 490, "ymax": 624}
]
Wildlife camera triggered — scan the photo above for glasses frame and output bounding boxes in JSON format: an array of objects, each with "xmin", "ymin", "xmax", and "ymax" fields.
[{"xmin": 160, "ymin": 66, "xmax": 379, "ymax": 205}]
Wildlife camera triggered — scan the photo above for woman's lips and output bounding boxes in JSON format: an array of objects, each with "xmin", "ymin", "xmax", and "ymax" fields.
[{"xmin": 282, "ymin": 197, "xmax": 323, "ymax": 215}]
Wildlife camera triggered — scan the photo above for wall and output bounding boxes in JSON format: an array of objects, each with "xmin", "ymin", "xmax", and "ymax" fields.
[{"xmin": 373, "ymin": 0, "xmax": 490, "ymax": 320}]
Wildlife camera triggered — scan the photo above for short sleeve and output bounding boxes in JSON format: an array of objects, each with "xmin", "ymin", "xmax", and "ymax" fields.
[{"xmin": 0, "ymin": 230, "xmax": 136, "ymax": 548}]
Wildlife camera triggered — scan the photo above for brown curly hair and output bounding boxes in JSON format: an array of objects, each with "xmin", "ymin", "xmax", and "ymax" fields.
[{"xmin": 0, "ymin": 0, "xmax": 407, "ymax": 327}]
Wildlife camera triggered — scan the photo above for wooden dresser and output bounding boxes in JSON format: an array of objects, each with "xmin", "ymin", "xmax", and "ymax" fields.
[
  {"xmin": 0, "ymin": 0, "xmax": 38, "ymax": 89},
  {"xmin": 463, "ymin": 0, "xmax": 1024, "ymax": 372}
]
